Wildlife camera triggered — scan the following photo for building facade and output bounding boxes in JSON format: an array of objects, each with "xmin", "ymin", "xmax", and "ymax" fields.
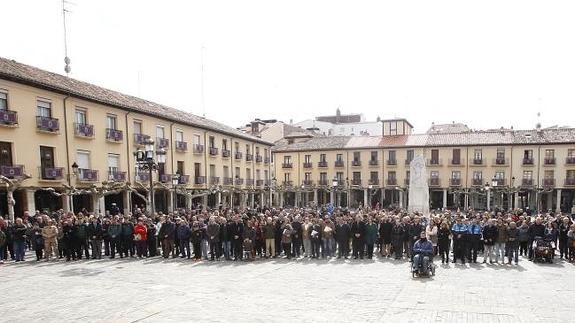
[
  {"xmin": 272, "ymin": 120, "xmax": 575, "ymax": 213},
  {"xmin": 0, "ymin": 58, "xmax": 273, "ymax": 219}
]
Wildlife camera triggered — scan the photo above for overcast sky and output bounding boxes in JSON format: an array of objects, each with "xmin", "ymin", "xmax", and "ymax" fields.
[{"xmin": 2, "ymin": 0, "xmax": 574, "ymax": 133}]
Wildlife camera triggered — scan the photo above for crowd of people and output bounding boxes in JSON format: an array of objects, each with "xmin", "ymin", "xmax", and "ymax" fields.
[{"xmin": 1, "ymin": 205, "xmax": 574, "ymax": 267}]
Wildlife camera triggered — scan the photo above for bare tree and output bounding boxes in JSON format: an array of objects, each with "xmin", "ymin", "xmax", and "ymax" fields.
[{"xmin": 0, "ymin": 174, "xmax": 31, "ymax": 221}]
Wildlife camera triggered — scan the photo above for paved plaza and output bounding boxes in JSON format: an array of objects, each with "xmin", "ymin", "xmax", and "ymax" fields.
[{"xmin": 1, "ymin": 254, "xmax": 574, "ymax": 323}]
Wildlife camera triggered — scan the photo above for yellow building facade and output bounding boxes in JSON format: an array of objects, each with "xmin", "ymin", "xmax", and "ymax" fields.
[
  {"xmin": 0, "ymin": 58, "xmax": 272, "ymax": 219},
  {"xmin": 272, "ymin": 120, "xmax": 575, "ymax": 213}
]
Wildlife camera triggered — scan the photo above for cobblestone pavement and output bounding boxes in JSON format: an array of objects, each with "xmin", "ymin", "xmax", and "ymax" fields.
[{"xmin": 1, "ymin": 253, "xmax": 574, "ymax": 323}]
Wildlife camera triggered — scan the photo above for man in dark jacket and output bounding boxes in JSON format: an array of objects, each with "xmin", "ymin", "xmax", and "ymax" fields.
[
  {"xmin": 176, "ymin": 218, "xmax": 192, "ymax": 258},
  {"xmin": 527, "ymin": 217, "xmax": 545, "ymax": 260},
  {"xmin": 158, "ymin": 218, "xmax": 176, "ymax": 259},
  {"xmin": 482, "ymin": 219, "xmax": 498, "ymax": 263},
  {"xmin": 309, "ymin": 218, "xmax": 322, "ymax": 259},
  {"xmin": 408, "ymin": 217, "xmax": 424, "ymax": 261},
  {"xmin": 335, "ymin": 217, "xmax": 350, "ymax": 259},
  {"xmin": 392, "ymin": 218, "xmax": 406, "ymax": 260},
  {"xmin": 291, "ymin": 216, "xmax": 303, "ymax": 258},
  {"xmin": 87, "ymin": 217, "xmax": 104, "ymax": 259},
  {"xmin": 107, "ymin": 217, "xmax": 122, "ymax": 259},
  {"xmin": 12, "ymin": 218, "xmax": 28, "ymax": 262},
  {"xmin": 350, "ymin": 215, "xmax": 366, "ymax": 259},
  {"xmin": 74, "ymin": 218, "xmax": 89, "ymax": 260},
  {"xmin": 120, "ymin": 217, "xmax": 135, "ymax": 258},
  {"xmin": 228, "ymin": 215, "xmax": 244, "ymax": 261}
]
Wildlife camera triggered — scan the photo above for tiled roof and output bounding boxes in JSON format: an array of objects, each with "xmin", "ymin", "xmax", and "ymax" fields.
[
  {"xmin": 0, "ymin": 57, "xmax": 272, "ymax": 146},
  {"xmin": 273, "ymin": 129, "xmax": 575, "ymax": 152}
]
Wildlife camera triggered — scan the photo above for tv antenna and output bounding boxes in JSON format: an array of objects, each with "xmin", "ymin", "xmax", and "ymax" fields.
[
  {"xmin": 62, "ymin": 0, "xmax": 74, "ymax": 75},
  {"xmin": 201, "ymin": 46, "xmax": 206, "ymax": 118}
]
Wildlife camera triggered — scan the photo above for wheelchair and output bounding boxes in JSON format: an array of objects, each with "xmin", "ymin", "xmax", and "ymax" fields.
[{"xmin": 411, "ymin": 253, "xmax": 435, "ymax": 277}]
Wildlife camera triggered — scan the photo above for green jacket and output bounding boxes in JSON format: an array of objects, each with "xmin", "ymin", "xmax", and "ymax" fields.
[
  {"xmin": 107, "ymin": 223, "xmax": 122, "ymax": 238},
  {"xmin": 365, "ymin": 223, "xmax": 378, "ymax": 245}
]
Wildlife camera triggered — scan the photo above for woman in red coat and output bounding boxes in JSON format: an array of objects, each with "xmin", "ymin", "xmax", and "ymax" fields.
[{"xmin": 133, "ymin": 219, "xmax": 148, "ymax": 258}]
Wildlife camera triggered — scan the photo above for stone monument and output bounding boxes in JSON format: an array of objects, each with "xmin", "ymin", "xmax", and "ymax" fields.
[{"xmin": 408, "ymin": 155, "xmax": 430, "ymax": 216}]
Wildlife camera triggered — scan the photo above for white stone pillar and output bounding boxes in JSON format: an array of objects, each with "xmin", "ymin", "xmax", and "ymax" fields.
[
  {"xmin": 63, "ymin": 195, "xmax": 71, "ymax": 213},
  {"xmin": 313, "ymin": 189, "xmax": 318, "ymax": 205},
  {"xmin": 123, "ymin": 190, "xmax": 130, "ymax": 215},
  {"xmin": 25, "ymin": 189, "xmax": 35, "ymax": 214},
  {"xmin": 330, "ymin": 190, "xmax": 334, "ymax": 205},
  {"xmin": 514, "ymin": 192, "xmax": 519, "ymax": 211},
  {"xmin": 399, "ymin": 190, "xmax": 404, "ymax": 209},
  {"xmin": 250, "ymin": 193, "xmax": 255, "ymax": 208},
  {"xmin": 442, "ymin": 189, "xmax": 448, "ymax": 209},
  {"xmin": 203, "ymin": 195, "xmax": 208, "ymax": 210},
  {"xmin": 487, "ymin": 190, "xmax": 491, "ymax": 211},
  {"xmin": 464, "ymin": 194, "xmax": 469, "ymax": 210},
  {"xmin": 167, "ymin": 191, "xmax": 174, "ymax": 213},
  {"xmin": 556, "ymin": 189, "xmax": 562, "ymax": 213},
  {"xmin": 364, "ymin": 189, "xmax": 368, "ymax": 208}
]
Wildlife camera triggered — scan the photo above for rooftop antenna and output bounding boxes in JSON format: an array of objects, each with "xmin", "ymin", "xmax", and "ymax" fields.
[
  {"xmin": 62, "ymin": 0, "xmax": 72, "ymax": 75},
  {"xmin": 201, "ymin": 46, "xmax": 206, "ymax": 118}
]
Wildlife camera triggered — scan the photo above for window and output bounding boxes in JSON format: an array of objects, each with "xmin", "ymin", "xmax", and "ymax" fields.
[
  {"xmin": 452, "ymin": 149, "xmax": 460, "ymax": 164},
  {"xmin": 222, "ymin": 139, "xmax": 228, "ymax": 151},
  {"xmin": 39, "ymin": 146, "xmax": 55, "ymax": 177},
  {"xmin": 283, "ymin": 156, "xmax": 292, "ymax": 164},
  {"xmin": 108, "ymin": 153, "xmax": 120, "ymax": 174},
  {"xmin": 304, "ymin": 155, "xmax": 311, "ymax": 163},
  {"xmin": 568, "ymin": 149, "xmax": 575, "ymax": 158},
  {"xmin": 474, "ymin": 149, "xmax": 482, "ymax": 160},
  {"xmin": 210, "ymin": 164, "xmax": 216, "ymax": 177},
  {"xmin": 264, "ymin": 148, "xmax": 268, "ymax": 158},
  {"xmin": 336, "ymin": 154, "xmax": 343, "ymax": 162},
  {"xmin": 76, "ymin": 150, "xmax": 91, "ymax": 170},
  {"xmin": 177, "ymin": 161, "xmax": 185, "ymax": 175},
  {"xmin": 223, "ymin": 166, "xmax": 229, "ymax": 178},
  {"xmin": 107, "ymin": 115, "xmax": 117, "ymax": 130},
  {"xmin": 320, "ymin": 154, "xmax": 327, "ymax": 162},
  {"xmin": 370, "ymin": 151, "xmax": 378, "ymax": 161},
  {"xmin": 545, "ymin": 149, "xmax": 555, "ymax": 159},
  {"xmin": 0, "ymin": 91, "xmax": 7, "ymax": 110},
  {"xmin": 235, "ymin": 167, "xmax": 240, "ymax": 178},
  {"xmin": 430, "ymin": 171, "xmax": 439, "ymax": 179},
  {"xmin": 495, "ymin": 171, "xmax": 505, "ymax": 180},
  {"xmin": 473, "ymin": 171, "xmax": 482, "ymax": 180},
  {"xmin": 524, "ymin": 150, "xmax": 533, "ymax": 159},
  {"xmin": 370, "ymin": 171, "xmax": 378, "ymax": 180},
  {"xmin": 388, "ymin": 150, "xmax": 396, "ymax": 162},
  {"xmin": 284, "ymin": 172, "xmax": 291, "ymax": 182},
  {"xmin": 431, "ymin": 149, "xmax": 439, "ymax": 163},
  {"xmin": 133, "ymin": 121, "xmax": 142, "ymax": 134},
  {"xmin": 388, "ymin": 171, "xmax": 396, "ymax": 180},
  {"xmin": 522, "ymin": 171, "xmax": 532, "ymax": 180},
  {"xmin": 209, "ymin": 136, "xmax": 215, "ymax": 148},
  {"xmin": 567, "ymin": 170, "xmax": 575, "ymax": 179},
  {"xmin": 234, "ymin": 142, "xmax": 240, "ymax": 152},
  {"xmin": 256, "ymin": 169, "xmax": 261, "ymax": 180},
  {"xmin": 156, "ymin": 126, "xmax": 165, "ymax": 139},
  {"xmin": 37, "ymin": 100, "xmax": 51, "ymax": 117},
  {"xmin": 452, "ymin": 171, "xmax": 461, "ymax": 179},
  {"xmin": 406, "ymin": 150, "xmax": 414, "ymax": 163},
  {"xmin": 320, "ymin": 172, "xmax": 327, "ymax": 182},
  {"xmin": 336, "ymin": 172, "xmax": 344, "ymax": 182},
  {"xmin": 75, "ymin": 109, "xmax": 87, "ymax": 124},
  {"xmin": 246, "ymin": 144, "xmax": 250, "ymax": 155},
  {"xmin": 544, "ymin": 170, "xmax": 554, "ymax": 179},
  {"xmin": 305, "ymin": 172, "xmax": 312, "ymax": 181},
  {"xmin": 175, "ymin": 130, "xmax": 184, "ymax": 142},
  {"xmin": 353, "ymin": 152, "xmax": 360, "ymax": 162},
  {"xmin": 246, "ymin": 168, "xmax": 251, "ymax": 179},
  {"xmin": 264, "ymin": 170, "xmax": 269, "ymax": 180},
  {"xmin": 390, "ymin": 122, "xmax": 397, "ymax": 136},
  {"xmin": 496, "ymin": 148, "xmax": 505, "ymax": 159},
  {"xmin": 353, "ymin": 172, "xmax": 361, "ymax": 180},
  {"xmin": 255, "ymin": 147, "xmax": 260, "ymax": 155}
]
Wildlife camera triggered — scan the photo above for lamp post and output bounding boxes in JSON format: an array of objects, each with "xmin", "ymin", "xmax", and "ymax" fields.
[
  {"xmin": 134, "ymin": 139, "xmax": 166, "ymax": 215},
  {"xmin": 171, "ymin": 173, "xmax": 180, "ymax": 213}
]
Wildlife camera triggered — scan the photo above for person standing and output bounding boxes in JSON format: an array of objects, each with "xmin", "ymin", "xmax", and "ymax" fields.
[
  {"xmin": 133, "ymin": 219, "xmax": 148, "ymax": 258},
  {"xmin": 31, "ymin": 222, "xmax": 44, "ymax": 261},
  {"xmin": 229, "ymin": 215, "xmax": 244, "ymax": 261},
  {"xmin": 264, "ymin": 217, "xmax": 276, "ymax": 258},
  {"xmin": 558, "ymin": 217, "xmax": 572, "ymax": 260},
  {"xmin": 350, "ymin": 215, "xmax": 366, "ymax": 259},
  {"xmin": 146, "ymin": 219, "xmax": 157, "ymax": 257},
  {"xmin": 494, "ymin": 219, "xmax": 508, "ymax": 263},
  {"xmin": 392, "ymin": 217, "xmax": 406, "ymax": 260},
  {"xmin": 120, "ymin": 217, "xmax": 135, "ymax": 258},
  {"xmin": 87, "ymin": 217, "xmax": 103, "ymax": 260},
  {"xmin": 309, "ymin": 218, "xmax": 322, "ymax": 259},
  {"xmin": 62, "ymin": 219, "xmax": 75, "ymax": 261},
  {"xmin": 158, "ymin": 218, "xmax": 176, "ymax": 259},
  {"xmin": 451, "ymin": 216, "xmax": 468, "ymax": 264},
  {"xmin": 482, "ymin": 219, "xmax": 498, "ymax": 264},
  {"xmin": 12, "ymin": 218, "xmax": 28, "ymax": 262},
  {"xmin": 437, "ymin": 222, "xmax": 451, "ymax": 264},
  {"xmin": 335, "ymin": 217, "xmax": 350, "ymax": 259},
  {"xmin": 206, "ymin": 216, "xmax": 220, "ymax": 260},
  {"xmin": 41, "ymin": 219, "xmax": 58, "ymax": 261},
  {"xmin": 365, "ymin": 216, "xmax": 378, "ymax": 260},
  {"xmin": 107, "ymin": 217, "xmax": 122, "ymax": 259},
  {"xmin": 291, "ymin": 216, "xmax": 303, "ymax": 258},
  {"xmin": 467, "ymin": 218, "xmax": 482, "ymax": 263},
  {"xmin": 507, "ymin": 221, "xmax": 519, "ymax": 265},
  {"xmin": 281, "ymin": 223, "xmax": 294, "ymax": 259},
  {"xmin": 176, "ymin": 218, "xmax": 191, "ymax": 259},
  {"xmin": 379, "ymin": 216, "xmax": 393, "ymax": 258}
]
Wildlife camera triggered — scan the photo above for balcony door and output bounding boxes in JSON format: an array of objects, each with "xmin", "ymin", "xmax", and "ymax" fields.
[
  {"xmin": 0, "ymin": 142, "xmax": 12, "ymax": 166},
  {"xmin": 40, "ymin": 146, "xmax": 55, "ymax": 178}
]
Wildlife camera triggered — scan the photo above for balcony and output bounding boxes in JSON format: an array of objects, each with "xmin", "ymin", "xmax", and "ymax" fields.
[
  {"xmin": 195, "ymin": 176, "xmax": 206, "ymax": 185},
  {"xmin": 106, "ymin": 128, "xmax": 123, "ymax": 142},
  {"xmin": 78, "ymin": 169, "xmax": 98, "ymax": 182},
  {"xmin": 450, "ymin": 178, "xmax": 461, "ymax": 186},
  {"xmin": 387, "ymin": 159, "xmax": 397, "ymax": 166},
  {"xmin": 283, "ymin": 180, "xmax": 293, "ymax": 187},
  {"xmin": 318, "ymin": 161, "xmax": 328, "ymax": 168},
  {"xmin": 427, "ymin": 159, "xmax": 442, "ymax": 166},
  {"xmin": 36, "ymin": 116, "xmax": 59, "ymax": 132},
  {"xmin": 522, "ymin": 158, "xmax": 534, "ymax": 165},
  {"xmin": 494, "ymin": 158, "xmax": 508, "ymax": 165},
  {"xmin": 471, "ymin": 158, "xmax": 483, "ymax": 166},
  {"xmin": 156, "ymin": 138, "xmax": 169, "ymax": 148},
  {"xmin": 209, "ymin": 176, "xmax": 220, "ymax": 185},
  {"xmin": 178, "ymin": 175, "xmax": 190, "ymax": 185},
  {"xmin": 234, "ymin": 152, "xmax": 243, "ymax": 160},
  {"xmin": 351, "ymin": 179, "xmax": 362, "ymax": 186},
  {"xmin": 472, "ymin": 178, "xmax": 483, "ymax": 186},
  {"xmin": 303, "ymin": 162, "xmax": 313, "ymax": 168},
  {"xmin": 159, "ymin": 174, "xmax": 170, "ymax": 184},
  {"xmin": 369, "ymin": 160, "xmax": 378, "ymax": 166},
  {"xmin": 222, "ymin": 149, "xmax": 231, "ymax": 158},
  {"xmin": 542, "ymin": 178, "xmax": 555, "ymax": 187},
  {"xmin": 245, "ymin": 154, "xmax": 253, "ymax": 162},
  {"xmin": 74, "ymin": 123, "xmax": 94, "ymax": 138},
  {"xmin": 256, "ymin": 179, "xmax": 264, "ymax": 187},
  {"xmin": 352, "ymin": 160, "xmax": 361, "ymax": 167},
  {"xmin": 334, "ymin": 160, "xmax": 344, "ymax": 167},
  {"xmin": 565, "ymin": 178, "xmax": 575, "ymax": 186},
  {"xmin": 0, "ymin": 110, "xmax": 18, "ymax": 125},
  {"xmin": 135, "ymin": 173, "xmax": 149, "ymax": 182},
  {"xmin": 108, "ymin": 171, "xmax": 126, "ymax": 182},
  {"xmin": 521, "ymin": 179, "xmax": 534, "ymax": 186},
  {"xmin": 429, "ymin": 178, "xmax": 440, "ymax": 187},
  {"xmin": 566, "ymin": 157, "xmax": 575, "ymax": 165},
  {"xmin": 223, "ymin": 177, "xmax": 234, "ymax": 185},
  {"xmin": 264, "ymin": 157, "xmax": 271, "ymax": 164},
  {"xmin": 450, "ymin": 159, "xmax": 462, "ymax": 166},
  {"xmin": 493, "ymin": 179, "xmax": 506, "ymax": 187},
  {"xmin": 386, "ymin": 178, "xmax": 397, "ymax": 186},
  {"xmin": 256, "ymin": 155, "xmax": 263, "ymax": 163},
  {"xmin": 194, "ymin": 144, "xmax": 204, "ymax": 154},
  {"xmin": 133, "ymin": 134, "xmax": 150, "ymax": 146},
  {"xmin": 368, "ymin": 178, "xmax": 379, "ymax": 186},
  {"xmin": 544, "ymin": 157, "xmax": 556, "ymax": 166},
  {"xmin": 282, "ymin": 163, "xmax": 293, "ymax": 169},
  {"xmin": 246, "ymin": 179, "xmax": 254, "ymax": 186},
  {"xmin": 209, "ymin": 147, "xmax": 218, "ymax": 156},
  {"xmin": 39, "ymin": 167, "xmax": 64, "ymax": 180},
  {"xmin": 235, "ymin": 178, "xmax": 244, "ymax": 186},
  {"xmin": 175, "ymin": 141, "xmax": 188, "ymax": 152}
]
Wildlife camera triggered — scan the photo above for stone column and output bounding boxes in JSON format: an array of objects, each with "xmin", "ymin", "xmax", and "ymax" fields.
[
  {"xmin": 364, "ymin": 189, "xmax": 369, "ymax": 208},
  {"xmin": 399, "ymin": 190, "xmax": 404, "ymax": 209},
  {"xmin": 556, "ymin": 189, "xmax": 562, "ymax": 213},
  {"xmin": 464, "ymin": 194, "xmax": 469, "ymax": 210},
  {"xmin": 442, "ymin": 188, "xmax": 447, "ymax": 209},
  {"xmin": 167, "ymin": 191, "xmax": 174, "ymax": 213},
  {"xmin": 63, "ymin": 195, "xmax": 71, "ymax": 213},
  {"xmin": 122, "ymin": 190, "xmax": 130, "ymax": 215},
  {"xmin": 25, "ymin": 188, "xmax": 36, "ymax": 214},
  {"xmin": 250, "ymin": 193, "xmax": 255, "ymax": 208},
  {"xmin": 313, "ymin": 189, "xmax": 318, "ymax": 206},
  {"xmin": 514, "ymin": 192, "xmax": 519, "ymax": 211},
  {"xmin": 546, "ymin": 192, "xmax": 553, "ymax": 213},
  {"xmin": 186, "ymin": 194, "xmax": 192, "ymax": 210},
  {"xmin": 330, "ymin": 190, "xmax": 335, "ymax": 205},
  {"xmin": 92, "ymin": 194, "xmax": 105, "ymax": 215},
  {"xmin": 487, "ymin": 190, "xmax": 491, "ymax": 211},
  {"xmin": 203, "ymin": 195, "xmax": 208, "ymax": 210}
]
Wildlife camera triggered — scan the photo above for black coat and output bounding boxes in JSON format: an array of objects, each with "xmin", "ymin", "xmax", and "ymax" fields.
[
  {"xmin": 528, "ymin": 223, "xmax": 545, "ymax": 240},
  {"xmin": 87, "ymin": 222, "xmax": 104, "ymax": 240},
  {"xmin": 228, "ymin": 222, "xmax": 244, "ymax": 241},
  {"xmin": 482, "ymin": 225, "xmax": 498, "ymax": 245},
  {"xmin": 379, "ymin": 221, "xmax": 393, "ymax": 244},
  {"xmin": 350, "ymin": 221, "xmax": 366, "ymax": 241},
  {"xmin": 159, "ymin": 222, "xmax": 176, "ymax": 240},
  {"xmin": 335, "ymin": 223, "xmax": 350, "ymax": 242}
]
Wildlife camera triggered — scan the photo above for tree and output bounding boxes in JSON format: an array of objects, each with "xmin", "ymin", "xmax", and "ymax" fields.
[{"xmin": 0, "ymin": 173, "xmax": 32, "ymax": 221}]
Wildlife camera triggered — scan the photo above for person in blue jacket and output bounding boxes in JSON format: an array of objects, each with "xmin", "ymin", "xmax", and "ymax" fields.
[{"xmin": 412, "ymin": 231, "xmax": 434, "ymax": 275}]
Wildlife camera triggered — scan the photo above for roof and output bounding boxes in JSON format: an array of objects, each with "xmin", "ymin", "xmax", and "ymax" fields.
[
  {"xmin": 427, "ymin": 122, "xmax": 470, "ymax": 134},
  {"xmin": 273, "ymin": 128, "xmax": 575, "ymax": 152},
  {"xmin": 0, "ymin": 57, "xmax": 272, "ymax": 146}
]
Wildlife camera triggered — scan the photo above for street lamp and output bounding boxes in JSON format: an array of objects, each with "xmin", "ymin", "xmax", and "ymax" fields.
[
  {"xmin": 171, "ymin": 173, "xmax": 180, "ymax": 213},
  {"xmin": 134, "ymin": 139, "xmax": 166, "ymax": 215},
  {"xmin": 332, "ymin": 177, "xmax": 338, "ymax": 207}
]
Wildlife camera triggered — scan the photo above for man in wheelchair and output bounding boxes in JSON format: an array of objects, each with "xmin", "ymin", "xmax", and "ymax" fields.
[{"xmin": 412, "ymin": 230, "xmax": 434, "ymax": 276}]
